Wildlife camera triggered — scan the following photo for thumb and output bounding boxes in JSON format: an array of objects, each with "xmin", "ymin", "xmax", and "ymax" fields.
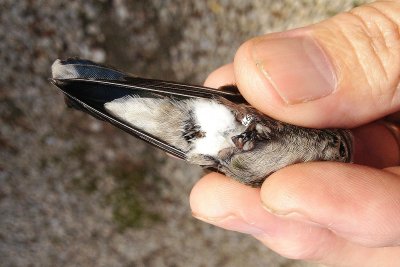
[{"xmin": 234, "ymin": 0, "xmax": 400, "ymax": 128}]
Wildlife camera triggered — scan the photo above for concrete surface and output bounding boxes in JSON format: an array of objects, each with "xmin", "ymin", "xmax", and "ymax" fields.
[{"xmin": 0, "ymin": 0, "xmax": 368, "ymax": 266}]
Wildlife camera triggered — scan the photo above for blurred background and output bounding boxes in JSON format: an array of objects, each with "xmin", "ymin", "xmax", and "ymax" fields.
[{"xmin": 0, "ymin": 0, "xmax": 368, "ymax": 266}]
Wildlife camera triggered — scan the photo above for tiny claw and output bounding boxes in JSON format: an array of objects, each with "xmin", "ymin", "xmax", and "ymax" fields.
[
  {"xmin": 232, "ymin": 131, "xmax": 255, "ymax": 150},
  {"xmin": 231, "ymin": 135, "xmax": 244, "ymax": 149}
]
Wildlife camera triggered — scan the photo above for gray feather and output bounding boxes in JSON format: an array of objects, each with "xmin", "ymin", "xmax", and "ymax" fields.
[{"xmin": 51, "ymin": 59, "xmax": 127, "ymax": 81}]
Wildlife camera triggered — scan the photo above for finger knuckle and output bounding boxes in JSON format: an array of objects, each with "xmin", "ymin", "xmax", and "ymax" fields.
[{"xmin": 346, "ymin": 3, "xmax": 400, "ymax": 106}]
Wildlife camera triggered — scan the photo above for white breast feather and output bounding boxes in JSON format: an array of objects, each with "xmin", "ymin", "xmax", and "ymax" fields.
[
  {"xmin": 105, "ymin": 96, "xmax": 244, "ymax": 157},
  {"xmin": 191, "ymin": 100, "xmax": 242, "ymax": 156},
  {"xmin": 104, "ymin": 96, "xmax": 165, "ymax": 132}
]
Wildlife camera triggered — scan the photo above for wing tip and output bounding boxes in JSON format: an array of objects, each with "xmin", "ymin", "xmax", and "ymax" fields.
[{"xmin": 51, "ymin": 59, "xmax": 64, "ymax": 79}]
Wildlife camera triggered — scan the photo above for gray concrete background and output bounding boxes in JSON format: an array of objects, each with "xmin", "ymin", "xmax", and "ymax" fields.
[{"xmin": 0, "ymin": 0, "xmax": 368, "ymax": 266}]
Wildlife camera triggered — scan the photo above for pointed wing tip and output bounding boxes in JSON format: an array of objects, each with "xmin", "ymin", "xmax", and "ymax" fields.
[
  {"xmin": 50, "ymin": 58, "xmax": 90, "ymax": 80},
  {"xmin": 51, "ymin": 58, "xmax": 70, "ymax": 80}
]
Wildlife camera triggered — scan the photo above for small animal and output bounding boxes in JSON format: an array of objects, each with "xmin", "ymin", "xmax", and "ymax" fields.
[{"xmin": 51, "ymin": 58, "xmax": 353, "ymax": 187}]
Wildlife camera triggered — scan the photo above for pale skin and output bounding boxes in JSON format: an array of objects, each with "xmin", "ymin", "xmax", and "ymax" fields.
[{"xmin": 189, "ymin": 1, "xmax": 400, "ymax": 266}]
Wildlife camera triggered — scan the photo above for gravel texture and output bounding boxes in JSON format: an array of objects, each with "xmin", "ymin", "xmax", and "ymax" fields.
[{"xmin": 0, "ymin": 0, "xmax": 368, "ymax": 266}]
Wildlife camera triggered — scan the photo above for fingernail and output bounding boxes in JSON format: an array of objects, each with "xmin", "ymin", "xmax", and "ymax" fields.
[
  {"xmin": 192, "ymin": 212, "xmax": 267, "ymax": 235},
  {"xmin": 252, "ymin": 35, "xmax": 337, "ymax": 104},
  {"xmin": 262, "ymin": 203, "xmax": 305, "ymax": 220},
  {"xmin": 262, "ymin": 202, "xmax": 323, "ymax": 227}
]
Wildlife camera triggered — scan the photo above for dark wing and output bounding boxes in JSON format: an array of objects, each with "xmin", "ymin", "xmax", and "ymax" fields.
[
  {"xmin": 53, "ymin": 84, "xmax": 187, "ymax": 159},
  {"xmin": 50, "ymin": 58, "xmax": 245, "ymax": 159},
  {"xmin": 51, "ymin": 58, "xmax": 246, "ymax": 102}
]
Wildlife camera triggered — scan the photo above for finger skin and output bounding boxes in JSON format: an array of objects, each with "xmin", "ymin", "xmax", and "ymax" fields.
[
  {"xmin": 233, "ymin": 1, "xmax": 400, "ymax": 128},
  {"xmin": 352, "ymin": 122, "xmax": 400, "ymax": 168},
  {"xmin": 190, "ymin": 173, "xmax": 400, "ymax": 266},
  {"xmin": 190, "ymin": 173, "xmax": 337, "ymax": 260},
  {"xmin": 203, "ymin": 63, "xmax": 235, "ymax": 88},
  {"xmin": 261, "ymin": 163, "xmax": 400, "ymax": 247}
]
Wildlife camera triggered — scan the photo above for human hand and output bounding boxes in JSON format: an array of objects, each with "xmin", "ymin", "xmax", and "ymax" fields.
[{"xmin": 190, "ymin": 1, "xmax": 400, "ymax": 266}]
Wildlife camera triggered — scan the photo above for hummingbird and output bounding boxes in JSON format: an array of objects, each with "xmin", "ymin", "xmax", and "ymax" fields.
[{"xmin": 50, "ymin": 58, "xmax": 353, "ymax": 187}]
